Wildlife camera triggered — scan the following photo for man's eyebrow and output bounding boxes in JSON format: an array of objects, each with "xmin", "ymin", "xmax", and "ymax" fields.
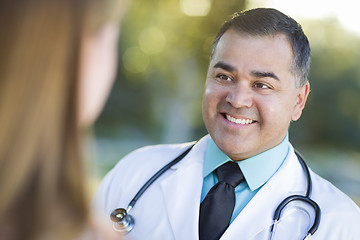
[
  {"xmin": 251, "ymin": 70, "xmax": 280, "ymax": 81},
  {"xmin": 213, "ymin": 61, "xmax": 236, "ymax": 73},
  {"xmin": 213, "ymin": 62, "xmax": 280, "ymax": 81}
]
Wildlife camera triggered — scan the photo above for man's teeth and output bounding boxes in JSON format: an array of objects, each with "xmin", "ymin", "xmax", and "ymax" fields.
[{"xmin": 226, "ymin": 114, "xmax": 253, "ymax": 124}]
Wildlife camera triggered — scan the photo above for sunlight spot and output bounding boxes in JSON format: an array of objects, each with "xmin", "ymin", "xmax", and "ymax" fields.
[
  {"xmin": 123, "ymin": 47, "xmax": 149, "ymax": 73},
  {"xmin": 248, "ymin": 0, "xmax": 360, "ymax": 36},
  {"xmin": 180, "ymin": 0, "xmax": 211, "ymax": 16},
  {"xmin": 139, "ymin": 27, "xmax": 166, "ymax": 55}
]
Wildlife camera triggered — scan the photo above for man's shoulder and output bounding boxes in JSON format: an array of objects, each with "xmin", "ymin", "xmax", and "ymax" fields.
[
  {"xmin": 310, "ymin": 171, "xmax": 360, "ymax": 221},
  {"xmin": 309, "ymin": 172, "xmax": 360, "ymax": 238},
  {"xmin": 92, "ymin": 139, "xmax": 203, "ymax": 212},
  {"xmin": 311, "ymin": 171, "xmax": 358, "ymax": 206}
]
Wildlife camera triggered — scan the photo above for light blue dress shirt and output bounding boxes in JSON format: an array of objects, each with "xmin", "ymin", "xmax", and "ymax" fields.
[{"xmin": 201, "ymin": 134, "xmax": 290, "ymax": 224}]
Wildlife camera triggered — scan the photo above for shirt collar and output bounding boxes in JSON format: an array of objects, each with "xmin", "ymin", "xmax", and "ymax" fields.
[{"xmin": 203, "ymin": 134, "xmax": 290, "ymax": 191}]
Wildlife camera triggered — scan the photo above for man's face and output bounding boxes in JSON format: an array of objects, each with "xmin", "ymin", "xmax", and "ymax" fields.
[{"xmin": 202, "ymin": 29, "xmax": 309, "ymax": 161}]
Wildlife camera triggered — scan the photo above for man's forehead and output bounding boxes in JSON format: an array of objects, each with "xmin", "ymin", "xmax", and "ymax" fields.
[
  {"xmin": 211, "ymin": 30, "xmax": 293, "ymax": 66},
  {"xmin": 215, "ymin": 30, "xmax": 291, "ymax": 52}
]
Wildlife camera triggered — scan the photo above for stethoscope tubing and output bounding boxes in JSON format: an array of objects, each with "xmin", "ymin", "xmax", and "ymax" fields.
[
  {"xmin": 111, "ymin": 144, "xmax": 321, "ymax": 238},
  {"xmin": 272, "ymin": 194, "xmax": 321, "ymax": 235},
  {"xmin": 127, "ymin": 143, "xmax": 195, "ymax": 210},
  {"xmin": 295, "ymin": 151, "xmax": 311, "ymax": 197},
  {"xmin": 270, "ymin": 151, "xmax": 321, "ymax": 238}
]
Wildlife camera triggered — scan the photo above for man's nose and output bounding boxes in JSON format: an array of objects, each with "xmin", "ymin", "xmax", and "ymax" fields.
[{"xmin": 225, "ymin": 83, "xmax": 253, "ymax": 108}]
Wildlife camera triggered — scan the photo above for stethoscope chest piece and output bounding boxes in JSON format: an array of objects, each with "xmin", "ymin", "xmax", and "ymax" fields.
[
  {"xmin": 110, "ymin": 208, "xmax": 135, "ymax": 232},
  {"xmin": 109, "ymin": 144, "xmax": 195, "ymax": 233}
]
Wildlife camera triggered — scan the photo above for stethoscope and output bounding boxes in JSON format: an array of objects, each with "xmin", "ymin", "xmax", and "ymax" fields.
[{"xmin": 110, "ymin": 143, "xmax": 321, "ymax": 240}]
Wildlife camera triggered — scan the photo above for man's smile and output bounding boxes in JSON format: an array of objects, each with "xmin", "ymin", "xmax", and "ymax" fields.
[{"xmin": 224, "ymin": 114, "xmax": 255, "ymax": 125}]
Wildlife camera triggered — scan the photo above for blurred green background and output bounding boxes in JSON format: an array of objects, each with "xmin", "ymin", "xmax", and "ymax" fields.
[{"xmin": 88, "ymin": 0, "xmax": 360, "ymax": 205}]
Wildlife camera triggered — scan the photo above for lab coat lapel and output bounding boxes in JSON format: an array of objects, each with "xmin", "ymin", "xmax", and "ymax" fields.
[
  {"xmin": 221, "ymin": 146, "xmax": 307, "ymax": 239},
  {"xmin": 160, "ymin": 136, "xmax": 208, "ymax": 240}
]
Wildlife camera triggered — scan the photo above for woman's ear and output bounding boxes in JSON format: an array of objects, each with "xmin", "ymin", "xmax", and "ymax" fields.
[
  {"xmin": 291, "ymin": 81, "xmax": 310, "ymax": 121},
  {"xmin": 78, "ymin": 24, "xmax": 120, "ymax": 127}
]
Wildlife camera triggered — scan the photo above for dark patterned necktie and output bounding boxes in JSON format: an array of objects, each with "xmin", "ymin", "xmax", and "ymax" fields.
[{"xmin": 199, "ymin": 161, "xmax": 244, "ymax": 240}]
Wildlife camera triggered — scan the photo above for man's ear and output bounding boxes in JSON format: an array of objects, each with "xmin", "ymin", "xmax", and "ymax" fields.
[{"xmin": 292, "ymin": 81, "xmax": 310, "ymax": 121}]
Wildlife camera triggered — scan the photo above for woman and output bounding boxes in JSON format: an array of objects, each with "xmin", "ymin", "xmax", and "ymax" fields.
[{"xmin": 0, "ymin": 0, "xmax": 127, "ymax": 239}]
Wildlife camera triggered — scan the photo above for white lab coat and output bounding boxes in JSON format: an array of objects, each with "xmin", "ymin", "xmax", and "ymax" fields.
[{"xmin": 93, "ymin": 135, "xmax": 360, "ymax": 240}]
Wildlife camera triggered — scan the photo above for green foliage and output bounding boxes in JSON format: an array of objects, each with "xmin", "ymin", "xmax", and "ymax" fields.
[
  {"xmin": 96, "ymin": 0, "xmax": 246, "ymax": 142},
  {"xmin": 96, "ymin": 3, "xmax": 360, "ymax": 151},
  {"xmin": 290, "ymin": 19, "xmax": 360, "ymax": 150}
]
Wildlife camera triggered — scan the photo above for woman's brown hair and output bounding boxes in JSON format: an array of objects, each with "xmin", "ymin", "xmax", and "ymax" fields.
[{"xmin": 0, "ymin": 0, "xmax": 126, "ymax": 239}]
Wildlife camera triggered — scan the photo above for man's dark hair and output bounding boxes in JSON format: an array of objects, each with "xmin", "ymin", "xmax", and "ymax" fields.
[{"xmin": 211, "ymin": 8, "xmax": 310, "ymax": 87}]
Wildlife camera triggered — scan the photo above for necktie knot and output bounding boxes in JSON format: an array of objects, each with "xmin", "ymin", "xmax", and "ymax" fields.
[{"xmin": 216, "ymin": 161, "xmax": 243, "ymax": 188}]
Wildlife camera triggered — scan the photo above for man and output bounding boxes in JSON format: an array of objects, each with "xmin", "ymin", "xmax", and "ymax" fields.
[{"xmin": 93, "ymin": 8, "xmax": 360, "ymax": 240}]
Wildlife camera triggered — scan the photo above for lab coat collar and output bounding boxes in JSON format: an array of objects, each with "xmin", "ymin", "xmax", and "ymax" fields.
[{"xmin": 160, "ymin": 135, "xmax": 209, "ymax": 240}]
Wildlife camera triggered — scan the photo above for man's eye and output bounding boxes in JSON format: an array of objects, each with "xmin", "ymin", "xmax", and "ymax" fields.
[
  {"xmin": 217, "ymin": 74, "xmax": 232, "ymax": 82},
  {"xmin": 253, "ymin": 82, "xmax": 271, "ymax": 89}
]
